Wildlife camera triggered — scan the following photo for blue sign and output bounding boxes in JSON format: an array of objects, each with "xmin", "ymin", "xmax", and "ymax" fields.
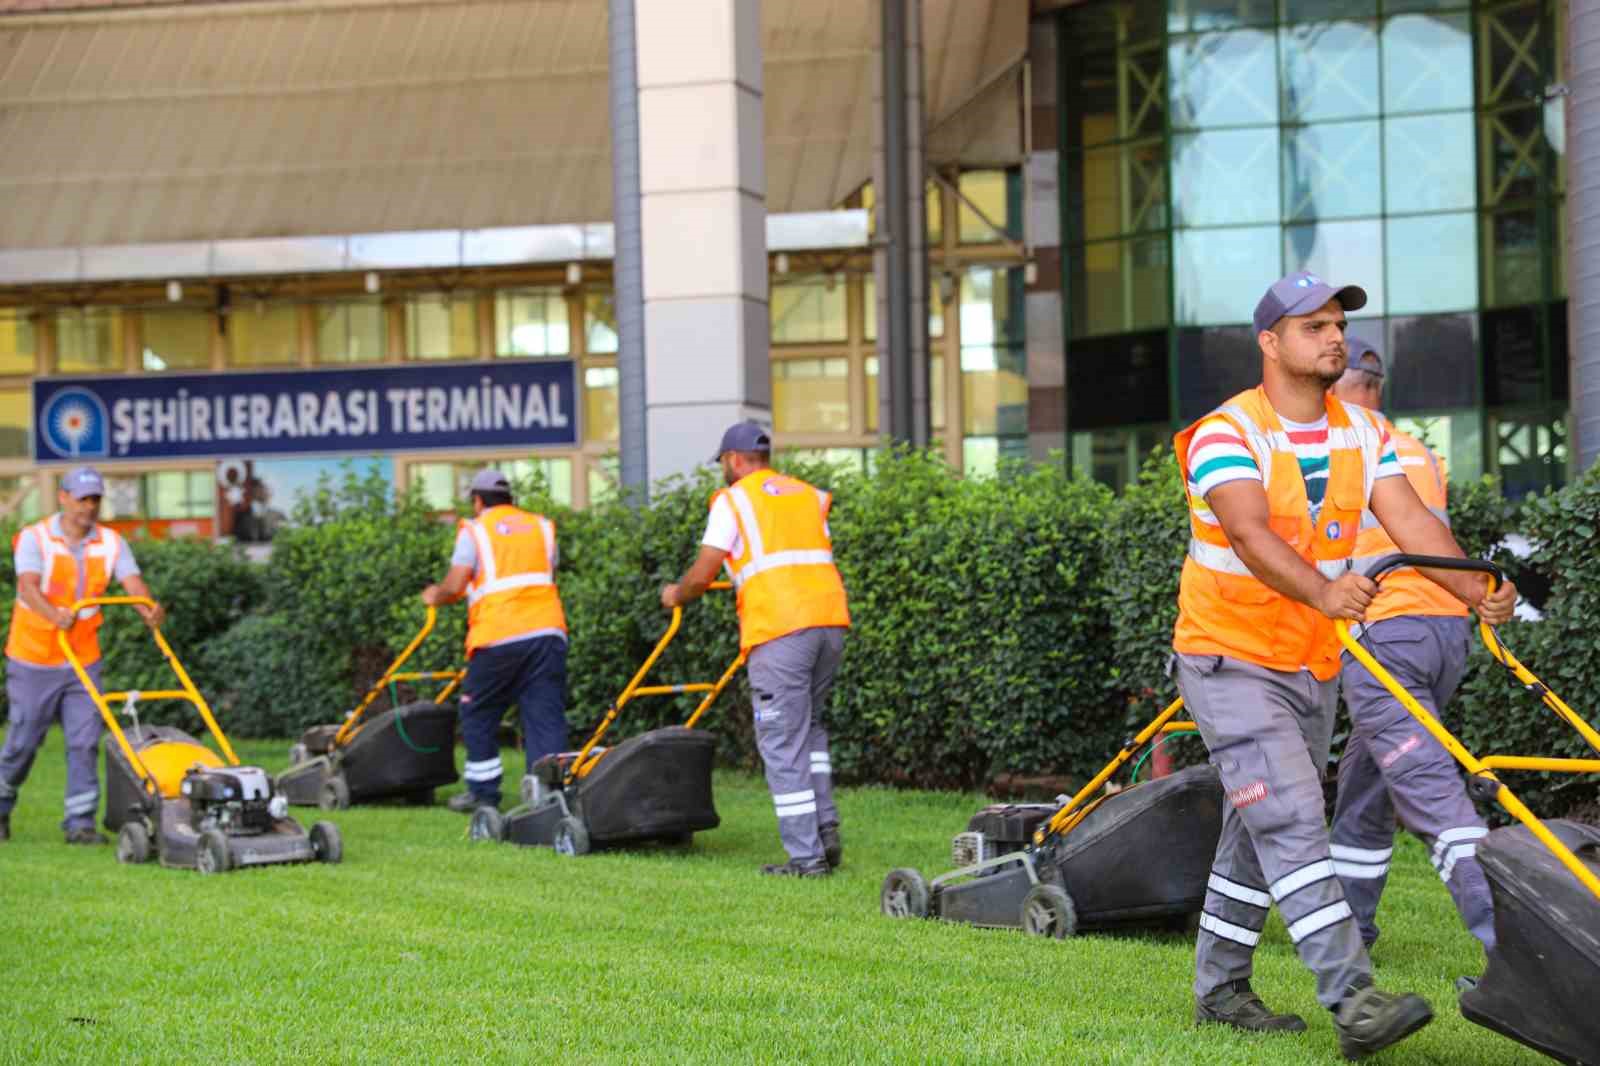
[{"xmin": 32, "ymin": 360, "xmax": 578, "ymax": 462}]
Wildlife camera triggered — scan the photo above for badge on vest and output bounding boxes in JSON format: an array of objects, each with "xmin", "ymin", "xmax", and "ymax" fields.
[{"xmin": 1326, "ymin": 521, "xmax": 1342, "ymax": 541}]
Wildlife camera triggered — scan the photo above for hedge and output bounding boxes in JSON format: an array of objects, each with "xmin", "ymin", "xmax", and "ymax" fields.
[{"xmin": 2, "ymin": 450, "xmax": 1596, "ymax": 814}]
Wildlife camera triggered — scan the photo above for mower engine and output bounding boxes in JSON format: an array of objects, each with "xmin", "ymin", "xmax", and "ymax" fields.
[
  {"xmin": 181, "ymin": 766, "xmax": 282, "ymax": 834},
  {"xmin": 952, "ymin": 804, "xmax": 1058, "ymax": 867}
]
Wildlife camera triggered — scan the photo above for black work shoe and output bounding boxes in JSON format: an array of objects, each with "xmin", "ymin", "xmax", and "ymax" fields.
[
  {"xmin": 64, "ymin": 828, "xmax": 109, "ymax": 845},
  {"xmin": 819, "ymin": 822, "xmax": 843, "ymax": 869},
  {"xmin": 1454, "ymin": 975, "xmax": 1479, "ymax": 996},
  {"xmin": 1195, "ymin": 980, "xmax": 1308, "ymax": 1033},
  {"xmin": 1334, "ymin": 983, "xmax": 1433, "ymax": 1060},
  {"xmin": 446, "ymin": 791, "xmax": 495, "ymax": 814},
  {"xmin": 761, "ymin": 858, "xmax": 831, "ymax": 878},
  {"xmin": 0, "ymin": 814, "xmax": 9, "ymax": 842}
]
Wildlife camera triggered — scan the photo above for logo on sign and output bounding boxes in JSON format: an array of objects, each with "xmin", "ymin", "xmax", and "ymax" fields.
[{"xmin": 39, "ymin": 387, "xmax": 109, "ymax": 458}]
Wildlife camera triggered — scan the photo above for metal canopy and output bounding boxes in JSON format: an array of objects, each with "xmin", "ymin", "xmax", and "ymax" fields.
[{"xmin": 0, "ymin": 0, "xmax": 1025, "ymax": 250}]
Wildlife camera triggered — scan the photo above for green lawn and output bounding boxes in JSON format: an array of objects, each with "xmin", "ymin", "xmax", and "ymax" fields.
[{"xmin": 1, "ymin": 731, "xmax": 1545, "ymax": 1066}]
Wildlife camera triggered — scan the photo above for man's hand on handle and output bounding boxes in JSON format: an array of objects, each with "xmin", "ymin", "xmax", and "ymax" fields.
[
  {"xmin": 420, "ymin": 584, "xmax": 444, "ymax": 607},
  {"xmin": 659, "ymin": 583, "xmax": 681, "ymax": 610},
  {"xmin": 1315, "ymin": 572, "xmax": 1378, "ymax": 622},
  {"xmin": 1476, "ymin": 578, "xmax": 1517, "ymax": 627},
  {"xmin": 133, "ymin": 601, "xmax": 165, "ymax": 630}
]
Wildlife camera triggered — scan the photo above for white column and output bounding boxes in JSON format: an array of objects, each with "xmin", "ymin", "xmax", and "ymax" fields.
[{"xmin": 637, "ymin": 0, "xmax": 769, "ymax": 486}]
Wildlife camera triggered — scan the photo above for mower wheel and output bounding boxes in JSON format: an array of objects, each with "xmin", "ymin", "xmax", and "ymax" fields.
[
  {"xmin": 310, "ymin": 821, "xmax": 343, "ymax": 864},
  {"xmin": 1021, "ymin": 884, "xmax": 1077, "ymax": 939},
  {"xmin": 116, "ymin": 822, "xmax": 151, "ymax": 865},
  {"xmin": 319, "ymin": 775, "xmax": 351, "ymax": 811},
  {"xmin": 880, "ymin": 868, "xmax": 930, "ymax": 919},
  {"xmin": 196, "ymin": 829, "xmax": 232, "ymax": 875},
  {"xmin": 288, "ymin": 742, "xmax": 309, "ymax": 766},
  {"xmin": 468, "ymin": 806, "xmax": 505, "ymax": 843},
  {"xmin": 553, "ymin": 816, "xmax": 591, "ymax": 857}
]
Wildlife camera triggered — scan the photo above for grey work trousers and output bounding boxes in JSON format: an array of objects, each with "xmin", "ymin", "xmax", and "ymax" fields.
[
  {"xmin": 747, "ymin": 626, "xmax": 845, "ymax": 864},
  {"xmin": 1332, "ymin": 615, "xmax": 1494, "ymax": 951},
  {"xmin": 0, "ymin": 657, "xmax": 105, "ymax": 831},
  {"xmin": 1174, "ymin": 653, "xmax": 1370, "ymax": 1009}
]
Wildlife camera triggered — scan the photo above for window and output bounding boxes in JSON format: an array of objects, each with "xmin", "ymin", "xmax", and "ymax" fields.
[
  {"xmin": 588, "ymin": 454, "xmax": 619, "ymax": 505},
  {"xmin": 228, "ymin": 304, "xmax": 301, "ymax": 367},
  {"xmin": 585, "ymin": 291, "xmax": 619, "ymax": 355},
  {"xmin": 316, "ymin": 299, "xmax": 386, "ymax": 364},
  {"xmin": 141, "ymin": 310, "xmax": 213, "ymax": 371},
  {"xmin": 1392, "ymin": 412, "xmax": 1483, "ymax": 484},
  {"xmin": 863, "ymin": 274, "xmax": 945, "ymax": 341},
  {"xmin": 957, "ymin": 170, "xmax": 1014, "ymax": 244},
  {"xmin": 860, "ymin": 179, "xmax": 944, "ymax": 244},
  {"xmin": 406, "ymin": 294, "xmax": 478, "ymax": 360},
  {"xmin": 770, "ymin": 276, "xmax": 847, "ymax": 344},
  {"xmin": 0, "ymin": 388, "xmax": 29, "ymax": 459},
  {"xmin": 144, "ymin": 471, "xmax": 213, "ymax": 520},
  {"xmin": 773, "ymin": 358, "xmax": 850, "ymax": 434},
  {"xmin": 959, "ymin": 268, "xmax": 1028, "ymax": 444},
  {"xmin": 0, "ymin": 310, "xmax": 33, "ymax": 375},
  {"xmin": 411, "ymin": 458, "xmax": 573, "ymax": 511},
  {"xmin": 585, "ymin": 365, "xmax": 619, "ymax": 443},
  {"xmin": 865, "ymin": 355, "xmax": 944, "ymax": 433},
  {"xmin": 495, "ymin": 288, "xmax": 569, "ymax": 357},
  {"xmin": 0, "ymin": 475, "xmax": 41, "ymax": 522},
  {"xmin": 56, "ymin": 309, "xmax": 124, "ymax": 374}
]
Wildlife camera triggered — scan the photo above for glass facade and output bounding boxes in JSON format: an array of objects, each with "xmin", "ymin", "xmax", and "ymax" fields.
[{"xmin": 1061, "ymin": 0, "xmax": 1571, "ymax": 494}]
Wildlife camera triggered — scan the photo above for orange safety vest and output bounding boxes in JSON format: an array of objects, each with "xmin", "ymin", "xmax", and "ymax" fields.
[
  {"xmin": 1173, "ymin": 387, "xmax": 1385, "ymax": 681},
  {"xmin": 714, "ymin": 468, "xmax": 851, "ymax": 651},
  {"xmin": 1353, "ymin": 418, "xmax": 1467, "ymax": 624},
  {"xmin": 460, "ymin": 505, "xmax": 566, "ymax": 655},
  {"xmin": 5, "ymin": 518, "xmax": 124, "ymax": 668}
]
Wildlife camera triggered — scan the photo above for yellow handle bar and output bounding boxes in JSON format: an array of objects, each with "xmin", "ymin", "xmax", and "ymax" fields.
[
  {"xmin": 333, "ymin": 604, "xmax": 461, "ymax": 747},
  {"xmin": 1039, "ymin": 697, "xmax": 1190, "ymax": 841},
  {"xmin": 1335, "ymin": 556, "xmax": 1600, "ymax": 903},
  {"xmin": 57, "ymin": 596, "xmax": 239, "ymax": 797}
]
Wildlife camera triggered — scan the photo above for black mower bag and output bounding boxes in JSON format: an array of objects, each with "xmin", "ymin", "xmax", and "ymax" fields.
[
  {"xmin": 574, "ymin": 726, "xmax": 719, "ymax": 843},
  {"xmin": 939, "ymin": 764, "xmax": 1224, "ymax": 930},
  {"xmin": 1460, "ymin": 819, "xmax": 1600, "ymax": 1066},
  {"xmin": 279, "ymin": 701, "xmax": 458, "ymax": 805}
]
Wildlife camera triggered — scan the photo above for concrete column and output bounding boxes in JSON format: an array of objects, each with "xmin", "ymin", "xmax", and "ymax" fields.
[
  {"xmin": 637, "ymin": 0, "xmax": 769, "ymax": 485},
  {"xmin": 873, "ymin": 0, "xmax": 931, "ymax": 447},
  {"xmin": 1569, "ymin": 1, "xmax": 1600, "ymax": 473}
]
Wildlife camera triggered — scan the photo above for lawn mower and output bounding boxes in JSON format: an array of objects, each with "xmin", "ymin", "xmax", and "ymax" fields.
[
  {"xmin": 1336, "ymin": 554, "xmax": 1600, "ymax": 1066},
  {"xmin": 469, "ymin": 583, "xmax": 743, "ymax": 855},
  {"xmin": 66, "ymin": 596, "xmax": 342, "ymax": 874},
  {"xmin": 276, "ymin": 605, "xmax": 462, "ymax": 810},
  {"xmin": 881, "ymin": 698, "xmax": 1224, "ymax": 937}
]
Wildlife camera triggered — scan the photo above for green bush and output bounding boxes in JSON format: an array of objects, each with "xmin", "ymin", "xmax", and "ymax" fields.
[{"xmin": 196, "ymin": 612, "xmax": 352, "ymax": 737}]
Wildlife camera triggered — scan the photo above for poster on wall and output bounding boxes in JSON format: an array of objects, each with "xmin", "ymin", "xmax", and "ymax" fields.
[
  {"xmin": 30, "ymin": 359, "xmax": 578, "ymax": 463},
  {"xmin": 216, "ymin": 456, "xmax": 394, "ymax": 543}
]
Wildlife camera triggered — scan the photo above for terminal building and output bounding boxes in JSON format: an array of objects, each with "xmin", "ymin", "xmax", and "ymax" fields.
[{"xmin": 0, "ymin": 0, "xmax": 1589, "ymax": 538}]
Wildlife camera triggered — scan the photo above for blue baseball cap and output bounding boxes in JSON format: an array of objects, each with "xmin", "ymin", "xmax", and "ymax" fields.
[
  {"xmin": 714, "ymin": 421, "xmax": 772, "ymax": 460},
  {"xmin": 468, "ymin": 468, "xmax": 511, "ymax": 494},
  {"xmin": 1346, "ymin": 335, "xmax": 1384, "ymax": 375},
  {"xmin": 61, "ymin": 466, "xmax": 104, "ymax": 499},
  {"xmin": 1253, "ymin": 271, "xmax": 1368, "ymax": 335}
]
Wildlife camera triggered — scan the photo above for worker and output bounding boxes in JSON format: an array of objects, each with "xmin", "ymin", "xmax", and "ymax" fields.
[
  {"xmin": 1328, "ymin": 338, "xmax": 1496, "ymax": 954},
  {"xmin": 1, "ymin": 467, "xmax": 165, "ymax": 844},
  {"xmin": 422, "ymin": 469, "xmax": 567, "ymax": 813},
  {"xmin": 1172, "ymin": 272, "xmax": 1517, "ymax": 1058},
  {"xmin": 661, "ymin": 422, "xmax": 849, "ymax": 877}
]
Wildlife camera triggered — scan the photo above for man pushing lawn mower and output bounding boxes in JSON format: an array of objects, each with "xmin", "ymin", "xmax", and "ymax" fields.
[
  {"xmin": 0, "ymin": 467, "xmax": 165, "ymax": 845},
  {"xmin": 421, "ymin": 468, "xmax": 568, "ymax": 814},
  {"xmin": 1172, "ymin": 272, "xmax": 1516, "ymax": 1059},
  {"xmin": 662, "ymin": 421, "xmax": 849, "ymax": 878}
]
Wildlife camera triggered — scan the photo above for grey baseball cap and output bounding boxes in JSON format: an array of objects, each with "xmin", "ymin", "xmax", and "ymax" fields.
[
  {"xmin": 713, "ymin": 421, "xmax": 771, "ymax": 460},
  {"xmin": 1253, "ymin": 271, "xmax": 1368, "ymax": 335},
  {"xmin": 467, "ymin": 468, "xmax": 511, "ymax": 494},
  {"xmin": 61, "ymin": 466, "xmax": 105, "ymax": 499},
  {"xmin": 1346, "ymin": 335, "xmax": 1384, "ymax": 375}
]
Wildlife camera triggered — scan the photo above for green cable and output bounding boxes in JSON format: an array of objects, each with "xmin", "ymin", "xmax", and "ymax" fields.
[
  {"xmin": 1127, "ymin": 732, "xmax": 1200, "ymax": 785},
  {"xmin": 393, "ymin": 705, "xmax": 441, "ymax": 755}
]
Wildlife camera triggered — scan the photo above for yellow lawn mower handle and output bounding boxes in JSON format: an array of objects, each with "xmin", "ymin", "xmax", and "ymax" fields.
[
  {"xmin": 332, "ymin": 604, "xmax": 457, "ymax": 748},
  {"xmin": 1333, "ymin": 559, "xmax": 1600, "ymax": 904},
  {"xmin": 57, "ymin": 595, "xmax": 240, "ymax": 798}
]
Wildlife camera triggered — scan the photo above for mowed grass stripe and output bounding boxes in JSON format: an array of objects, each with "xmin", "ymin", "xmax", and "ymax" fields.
[{"xmin": 0, "ymin": 733, "xmax": 1543, "ymax": 1065}]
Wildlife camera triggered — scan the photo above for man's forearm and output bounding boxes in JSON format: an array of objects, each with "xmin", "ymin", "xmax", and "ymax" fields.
[
  {"xmin": 1383, "ymin": 515, "xmax": 1483, "ymax": 606},
  {"xmin": 1229, "ymin": 526, "xmax": 1330, "ymax": 611}
]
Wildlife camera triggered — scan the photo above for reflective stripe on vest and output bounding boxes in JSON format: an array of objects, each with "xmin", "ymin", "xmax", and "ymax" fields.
[
  {"xmin": 6, "ymin": 520, "xmax": 120, "ymax": 666},
  {"xmin": 465, "ymin": 514, "xmax": 556, "ymax": 606},
  {"xmin": 1188, "ymin": 539, "xmax": 1352, "ymax": 581},
  {"xmin": 724, "ymin": 483, "xmax": 837, "ymax": 589},
  {"xmin": 462, "ymin": 507, "xmax": 565, "ymax": 652},
  {"xmin": 1352, "ymin": 421, "xmax": 1467, "ymax": 622}
]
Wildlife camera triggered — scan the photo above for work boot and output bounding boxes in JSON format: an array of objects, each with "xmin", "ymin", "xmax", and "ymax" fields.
[
  {"xmin": 0, "ymin": 814, "xmax": 9, "ymax": 842},
  {"xmin": 1334, "ymin": 981, "xmax": 1433, "ymax": 1060},
  {"xmin": 819, "ymin": 822, "xmax": 843, "ymax": 869},
  {"xmin": 1194, "ymin": 980, "xmax": 1307, "ymax": 1033},
  {"xmin": 761, "ymin": 858, "xmax": 830, "ymax": 878},
  {"xmin": 64, "ymin": 827, "xmax": 109, "ymax": 845},
  {"xmin": 447, "ymin": 791, "xmax": 495, "ymax": 814}
]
